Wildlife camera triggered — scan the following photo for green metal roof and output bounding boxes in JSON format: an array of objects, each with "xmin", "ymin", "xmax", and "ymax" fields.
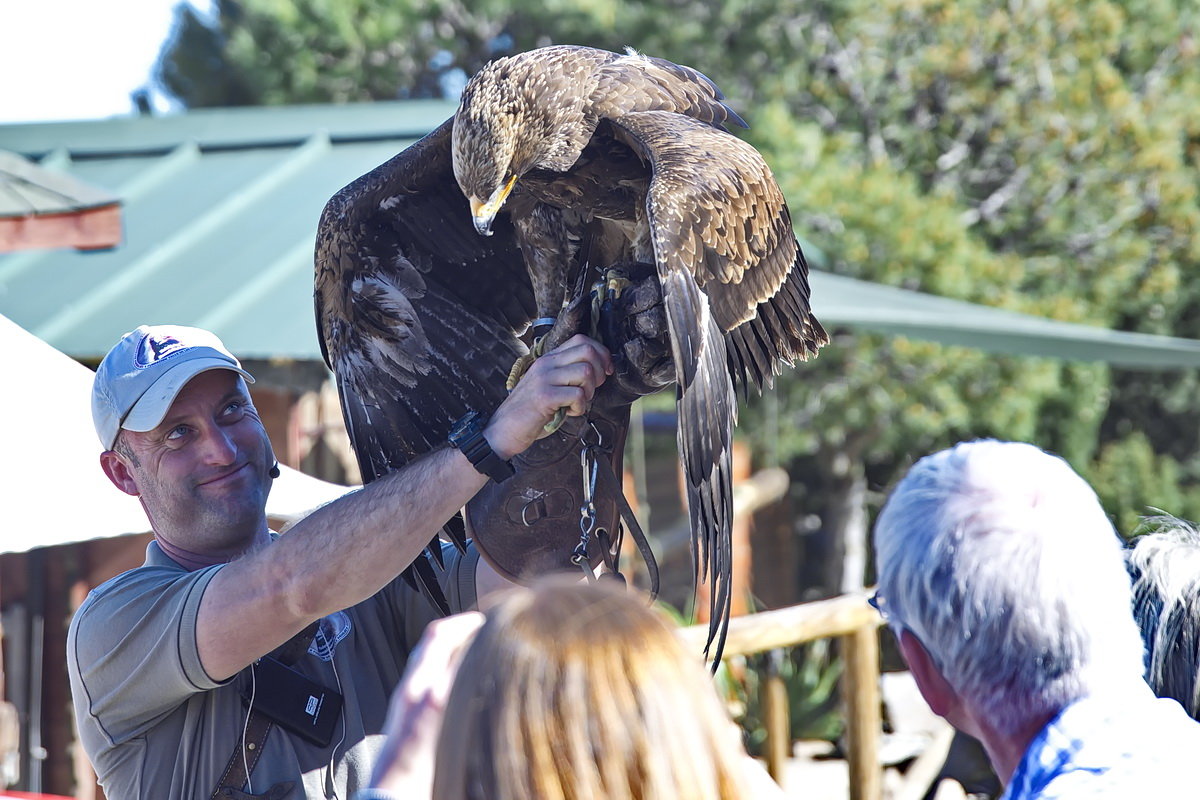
[
  {"xmin": 0, "ymin": 101, "xmax": 458, "ymax": 361},
  {"xmin": 1, "ymin": 100, "xmax": 1199, "ymax": 368}
]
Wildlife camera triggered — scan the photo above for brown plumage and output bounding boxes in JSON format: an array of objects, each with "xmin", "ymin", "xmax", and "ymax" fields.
[{"xmin": 315, "ymin": 45, "xmax": 827, "ymax": 660}]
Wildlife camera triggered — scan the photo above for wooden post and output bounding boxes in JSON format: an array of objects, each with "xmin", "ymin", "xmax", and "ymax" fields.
[
  {"xmin": 760, "ymin": 650, "xmax": 790, "ymax": 783},
  {"xmin": 842, "ymin": 624, "xmax": 883, "ymax": 800}
]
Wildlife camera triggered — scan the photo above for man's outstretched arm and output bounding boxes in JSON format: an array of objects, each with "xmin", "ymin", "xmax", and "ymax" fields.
[{"xmin": 196, "ymin": 335, "xmax": 612, "ymax": 681}]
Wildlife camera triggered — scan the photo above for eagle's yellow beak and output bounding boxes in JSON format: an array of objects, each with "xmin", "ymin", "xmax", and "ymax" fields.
[{"xmin": 470, "ymin": 175, "xmax": 518, "ymax": 236}]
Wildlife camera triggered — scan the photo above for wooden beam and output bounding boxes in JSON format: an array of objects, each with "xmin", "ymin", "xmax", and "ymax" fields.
[
  {"xmin": 677, "ymin": 595, "xmax": 885, "ymax": 799},
  {"xmin": 678, "ymin": 591, "xmax": 881, "ymax": 657},
  {"xmin": 0, "ymin": 204, "xmax": 122, "ymax": 253}
]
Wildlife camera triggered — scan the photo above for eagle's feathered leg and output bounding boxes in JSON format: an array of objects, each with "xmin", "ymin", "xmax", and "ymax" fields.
[
  {"xmin": 505, "ymin": 218, "xmax": 598, "ymax": 431},
  {"xmin": 505, "ymin": 201, "xmax": 576, "ymax": 428},
  {"xmin": 513, "ymin": 202, "xmax": 573, "ymax": 341}
]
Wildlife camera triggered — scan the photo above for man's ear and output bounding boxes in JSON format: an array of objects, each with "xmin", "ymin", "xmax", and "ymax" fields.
[
  {"xmin": 100, "ymin": 450, "xmax": 140, "ymax": 496},
  {"xmin": 897, "ymin": 628, "xmax": 959, "ymax": 719}
]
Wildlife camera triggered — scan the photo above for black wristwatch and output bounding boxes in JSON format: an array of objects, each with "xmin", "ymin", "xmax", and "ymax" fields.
[{"xmin": 448, "ymin": 411, "xmax": 515, "ymax": 483}]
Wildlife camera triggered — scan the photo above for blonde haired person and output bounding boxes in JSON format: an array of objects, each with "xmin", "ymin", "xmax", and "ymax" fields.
[{"xmin": 362, "ymin": 578, "xmax": 781, "ymax": 800}]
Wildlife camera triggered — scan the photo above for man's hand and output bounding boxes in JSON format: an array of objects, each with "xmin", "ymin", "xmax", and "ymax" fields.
[{"xmin": 485, "ymin": 334, "xmax": 613, "ymax": 459}]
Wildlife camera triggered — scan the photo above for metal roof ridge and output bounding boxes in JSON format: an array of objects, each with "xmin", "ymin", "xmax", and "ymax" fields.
[
  {"xmin": 197, "ymin": 237, "xmax": 315, "ymax": 336},
  {"xmin": 35, "ymin": 132, "xmax": 333, "ymax": 345},
  {"xmin": 0, "ymin": 100, "xmax": 460, "ymax": 160},
  {"xmin": 117, "ymin": 141, "xmax": 201, "ymax": 202}
]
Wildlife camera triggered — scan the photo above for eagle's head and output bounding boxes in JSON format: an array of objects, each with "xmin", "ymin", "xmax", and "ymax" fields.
[
  {"xmin": 451, "ymin": 97, "xmax": 523, "ymax": 238},
  {"xmin": 452, "ymin": 53, "xmax": 586, "ymax": 237}
]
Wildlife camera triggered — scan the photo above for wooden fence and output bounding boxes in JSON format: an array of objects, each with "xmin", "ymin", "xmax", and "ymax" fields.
[{"xmin": 679, "ymin": 592, "xmax": 885, "ymax": 800}]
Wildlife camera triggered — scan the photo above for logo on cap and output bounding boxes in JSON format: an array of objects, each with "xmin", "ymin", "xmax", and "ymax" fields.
[{"xmin": 134, "ymin": 332, "xmax": 187, "ymax": 369}]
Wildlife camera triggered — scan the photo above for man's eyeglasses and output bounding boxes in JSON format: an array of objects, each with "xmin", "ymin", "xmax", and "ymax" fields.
[{"xmin": 868, "ymin": 590, "xmax": 892, "ymax": 625}]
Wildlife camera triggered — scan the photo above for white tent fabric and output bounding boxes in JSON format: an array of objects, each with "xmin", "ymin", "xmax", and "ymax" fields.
[{"xmin": 0, "ymin": 314, "xmax": 355, "ymax": 555}]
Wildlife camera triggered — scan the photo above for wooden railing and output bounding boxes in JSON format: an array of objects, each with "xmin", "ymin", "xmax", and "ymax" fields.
[{"xmin": 679, "ymin": 592, "xmax": 885, "ymax": 800}]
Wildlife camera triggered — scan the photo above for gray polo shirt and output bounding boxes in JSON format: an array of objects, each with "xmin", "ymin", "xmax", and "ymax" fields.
[{"xmin": 67, "ymin": 538, "xmax": 478, "ymax": 799}]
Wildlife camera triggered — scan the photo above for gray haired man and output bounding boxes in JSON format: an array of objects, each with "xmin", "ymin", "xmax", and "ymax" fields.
[{"xmin": 872, "ymin": 439, "xmax": 1200, "ymax": 798}]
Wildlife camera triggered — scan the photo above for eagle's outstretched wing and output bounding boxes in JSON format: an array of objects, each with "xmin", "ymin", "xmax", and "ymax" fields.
[
  {"xmin": 604, "ymin": 111, "xmax": 828, "ymax": 658},
  {"xmin": 315, "ymin": 118, "xmax": 536, "ymax": 610},
  {"xmin": 316, "ymin": 46, "xmax": 828, "ymax": 657}
]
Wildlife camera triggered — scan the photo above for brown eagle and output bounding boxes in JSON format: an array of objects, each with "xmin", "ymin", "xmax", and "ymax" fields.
[{"xmin": 316, "ymin": 45, "xmax": 827, "ymax": 659}]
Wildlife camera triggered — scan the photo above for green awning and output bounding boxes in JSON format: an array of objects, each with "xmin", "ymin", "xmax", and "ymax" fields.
[{"xmin": 810, "ymin": 271, "xmax": 1200, "ymax": 368}]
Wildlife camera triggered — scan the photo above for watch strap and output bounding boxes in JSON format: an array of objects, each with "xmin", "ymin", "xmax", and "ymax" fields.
[{"xmin": 450, "ymin": 413, "xmax": 515, "ymax": 483}]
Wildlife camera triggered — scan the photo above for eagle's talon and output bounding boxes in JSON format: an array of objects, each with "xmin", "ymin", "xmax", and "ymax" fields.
[
  {"xmin": 506, "ymin": 335, "xmax": 551, "ymax": 391},
  {"xmin": 544, "ymin": 407, "xmax": 567, "ymax": 434},
  {"xmin": 605, "ymin": 270, "xmax": 632, "ymax": 300},
  {"xmin": 507, "ymin": 336, "xmax": 568, "ymax": 432},
  {"xmin": 506, "ymin": 353, "xmax": 536, "ymax": 391}
]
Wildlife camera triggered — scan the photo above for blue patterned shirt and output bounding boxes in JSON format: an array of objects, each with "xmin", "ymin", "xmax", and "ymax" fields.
[{"xmin": 1002, "ymin": 684, "xmax": 1200, "ymax": 799}]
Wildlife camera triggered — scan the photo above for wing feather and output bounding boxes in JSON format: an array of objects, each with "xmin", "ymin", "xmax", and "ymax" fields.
[
  {"xmin": 600, "ymin": 108, "xmax": 831, "ymax": 661},
  {"xmin": 589, "ymin": 51, "xmax": 748, "ymax": 131},
  {"xmin": 657, "ymin": 259, "xmax": 735, "ymax": 664},
  {"xmin": 315, "ymin": 117, "xmax": 536, "ymax": 606},
  {"xmin": 603, "ymin": 112, "xmax": 828, "ymax": 393}
]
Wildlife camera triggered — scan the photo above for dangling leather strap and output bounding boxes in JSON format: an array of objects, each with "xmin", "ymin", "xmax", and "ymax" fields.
[
  {"xmin": 590, "ymin": 445, "xmax": 660, "ymax": 600},
  {"xmin": 210, "ymin": 621, "xmax": 319, "ymax": 800},
  {"xmin": 211, "ymin": 710, "xmax": 275, "ymax": 800}
]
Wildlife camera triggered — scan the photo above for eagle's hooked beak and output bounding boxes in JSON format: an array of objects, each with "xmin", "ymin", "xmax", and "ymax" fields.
[{"xmin": 470, "ymin": 175, "xmax": 518, "ymax": 237}]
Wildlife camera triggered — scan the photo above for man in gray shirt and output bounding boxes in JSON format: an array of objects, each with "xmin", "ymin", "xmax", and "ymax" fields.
[{"xmin": 68, "ymin": 324, "xmax": 611, "ymax": 799}]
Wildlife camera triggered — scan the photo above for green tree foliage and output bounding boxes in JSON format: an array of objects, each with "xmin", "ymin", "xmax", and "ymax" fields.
[
  {"xmin": 158, "ymin": 0, "xmax": 508, "ymax": 106},
  {"xmin": 1086, "ymin": 432, "xmax": 1200, "ymax": 536},
  {"xmin": 157, "ymin": 0, "xmax": 1200, "ymax": 585}
]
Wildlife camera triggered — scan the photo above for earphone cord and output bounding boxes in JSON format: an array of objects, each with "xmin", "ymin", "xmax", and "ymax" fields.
[
  {"xmin": 323, "ymin": 626, "xmax": 347, "ymax": 800},
  {"xmin": 243, "ymin": 661, "xmax": 258, "ymax": 795}
]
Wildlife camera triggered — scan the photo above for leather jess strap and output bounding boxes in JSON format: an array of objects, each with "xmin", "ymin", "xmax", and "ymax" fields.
[
  {"xmin": 211, "ymin": 710, "xmax": 276, "ymax": 800},
  {"xmin": 590, "ymin": 441, "xmax": 660, "ymax": 598}
]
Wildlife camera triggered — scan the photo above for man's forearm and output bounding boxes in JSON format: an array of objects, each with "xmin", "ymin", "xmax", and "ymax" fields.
[
  {"xmin": 197, "ymin": 445, "xmax": 486, "ymax": 680},
  {"xmin": 276, "ymin": 445, "xmax": 486, "ymax": 608}
]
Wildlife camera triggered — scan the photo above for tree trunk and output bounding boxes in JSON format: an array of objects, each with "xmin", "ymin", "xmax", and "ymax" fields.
[{"xmin": 801, "ymin": 446, "xmax": 869, "ymax": 599}]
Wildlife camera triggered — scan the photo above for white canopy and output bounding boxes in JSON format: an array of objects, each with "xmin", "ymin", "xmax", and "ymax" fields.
[{"xmin": 0, "ymin": 314, "xmax": 355, "ymax": 555}]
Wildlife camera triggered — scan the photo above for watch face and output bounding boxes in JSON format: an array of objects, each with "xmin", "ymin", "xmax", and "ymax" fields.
[{"xmin": 450, "ymin": 411, "xmax": 483, "ymax": 445}]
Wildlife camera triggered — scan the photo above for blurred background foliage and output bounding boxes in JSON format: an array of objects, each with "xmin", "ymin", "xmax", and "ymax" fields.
[{"xmin": 155, "ymin": 0, "xmax": 1200, "ymax": 587}]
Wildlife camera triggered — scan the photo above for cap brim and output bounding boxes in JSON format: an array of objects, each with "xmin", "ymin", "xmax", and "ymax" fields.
[{"xmin": 122, "ymin": 360, "xmax": 256, "ymax": 433}]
